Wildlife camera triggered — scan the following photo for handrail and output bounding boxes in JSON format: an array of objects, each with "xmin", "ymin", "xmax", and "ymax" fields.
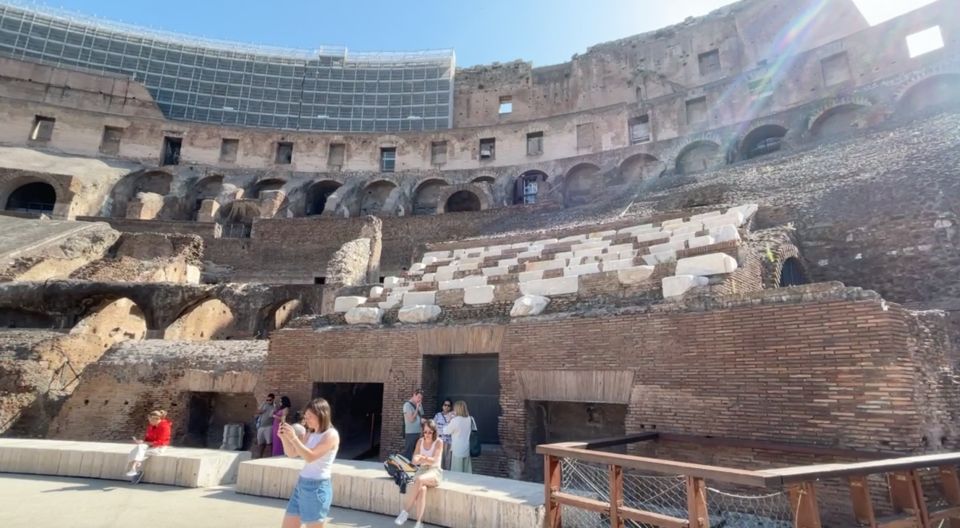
[{"xmin": 760, "ymin": 452, "xmax": 960, "ymax": 484}]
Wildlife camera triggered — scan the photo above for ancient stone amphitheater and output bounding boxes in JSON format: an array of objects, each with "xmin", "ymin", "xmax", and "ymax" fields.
[{"xmin": 1, "ymin": 0, "xmax": 959, "ymax": 526}]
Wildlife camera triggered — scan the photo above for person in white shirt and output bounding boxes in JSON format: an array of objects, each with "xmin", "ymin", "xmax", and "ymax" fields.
[
  {"xmin": 394, "ymin": 420, "xmax": 443, "ymax": 528},
  {"xmin": 278, "ymin": 398, "xmax": 340, "ymax": 528},
  {"xmin": 444, "ymin": 400, "xmax": 474, "ymax": 473}
]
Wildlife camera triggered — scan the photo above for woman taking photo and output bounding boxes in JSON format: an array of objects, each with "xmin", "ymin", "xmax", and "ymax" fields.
[
  {"xmin": 278, "ymin": 398, "xmax": 340, "ymax": 528},
  {"xmin": 394, "ymin": 420, "xmax": 443, "ymax": 528},
  {"xmin": 271, "ymin": 395, "xmax": 292, "ymax": 456},
  {"xmin": 124, "ymin": 409, "xmax": 171, "ymax": 483}
]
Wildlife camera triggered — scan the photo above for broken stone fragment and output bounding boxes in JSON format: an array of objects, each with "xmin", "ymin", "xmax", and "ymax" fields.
[
  {"xmin": 397, "ymin": 304, "xmax": 441, "ymax": 323},
  {"xmin": 510, "ymin": 294, "xmax": 550, "ymax": 317},
  {"xmin": 345, "ymin": 306, "xmax": 383, "ymax": 325},
  {"xmin": 662, "ymin": 275, "xmax": 709, "ymax": 298},
  {"xmin": 333, "ymin": 296, "xmax": 367, "ymax": 313}
]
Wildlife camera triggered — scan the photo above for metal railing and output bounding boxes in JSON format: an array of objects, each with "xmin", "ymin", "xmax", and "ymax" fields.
[{"xmin": 538, "ymin": 435, "xmax": 960, "ymax": 527}]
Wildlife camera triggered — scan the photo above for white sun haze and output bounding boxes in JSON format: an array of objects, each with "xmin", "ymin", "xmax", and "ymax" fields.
[{"xmin": 851, "ymin": 0, "xmax": 940, "ymax": 25}]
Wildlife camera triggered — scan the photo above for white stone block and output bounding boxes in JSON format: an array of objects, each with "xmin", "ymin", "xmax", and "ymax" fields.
[
  {"xmin": 510, "ymin": 295, "xmax": 550, "ymax": 317},
  {"xmin": 559, "ymin": 234, "xmax": 587, "ymax": 243},
  {"xmin": 378, "ymin": 299, "xmax": 400, "ymax": 310},
  {"xmin": 728, "ymin": 204, "xmax": 758, "ymax": 222},
  {"xmin": 553, "ymin": 251, "xmax": 573, "ymax": 261},
  {"xmin": 711, "ymin": 224, "xmax": 741, "ymax": 243},
  {"xmin": 675, "ymin": 253, "xmax": 739, "ymax": 276},
  {"xmin": 517, "ymin": 249, "xmax": 542, "ymax": 260},
  {"xmin": 662, "ymin": 275, "xmax": 709, "ymax": 298},
  {"xmin": 520, "ymin": 276, "xmax": 579, "ymax": 296},
  {"xmin": 636, "ymin": 231, "xmax": 669, "ymax": 243},
  {"xmin": 463, "ymin": 285, "xmax": 495, "ymax": 305},
  {"xmin": 534, "ymin": 238, "xmax": 558, "ymax": 246},
  {"xmin": 481, "ymin": 266, "xmax": 508, "ymax": 277},
  {"xmin": 648, "ymin": 240, "xmax": 687, "ymax": 254},
  {"xmin": 334, "ymin": 296, "xmax": 367, "ymax": 313},
  {"xmin": 690, "ymin": 210, "xmax": 722, "ymax": 220},
  {"xmin": 661, "ymin": 218, "xmax": 686, "ymax": 228},
  {"xmin": 669, "ymin": 223, "xmax": 703, "ymax": 236},
  {"xmin": 525, "ymin": 259, "xmax": 565, "ymax": 272},
  {"xmin": 602, "ymin": 259, "xmax": 635, "ymax": 272},
  {"xmin": 435, "ymin": 267, "xmax": 457, "ymax": 282},
  {"xmin": 573, "ymin": 247, "xmax": 604, "ymax": 259},
  {"xmin": 439, "ymin": 275, "xmax": 487, "ymax": 290},
  {"xmin": 518, "ymin": 270, "xmax": 544, "ymax": 282},
  {"xmin": 564, "ymin": 263, "xmax": 600, "ymax": 277},
  {"xmin": 498, "ymin": 258, "xmax": 519, "ymax": 268},
  {"xmin": 185, "ymin": 265, "xmax": 201, "ymax": 285},
  {"xmin": 421, "ymin": 256, "xmax": 439, "ymax": 265},
  {"xmin": 403, "ymin": 291, "xmax": 436, "ymax": 307},
  {"xmin": 345, "ymin": 307, "xmax": 383, "ymax": 325},
  {"xmin": 421, "ymin": 273, "xmax": 436, "ymax": 282},
  {"xmin": 369, "ymin": 286, "xmax": 385, "ymax": 298},
  {"xmin": 571, "ymin": 240, "xmax": 609, "ymax": 253},
  {"xmin": 702, "ymin": 211, "xmax": 745, "ymax": 229},
  {"xmin": 423, "ymin": 251, "xmax": 450, "ymax": 260},
  {"xmin": 452, "ymin": 249, "xmax": 468, "ymax": 258},
  {"xmin": 617, "ymin": 265, "xmax": 656, "ymax": 284},
  {"xmin": 642, "ymin": 251, "xmax": 676, "ymax": 265},
  {"xmin": 456, "ymin": 261, "xmax": 480, "ymax": 271},
  {"xmin": 398, "ymin": 305, "xmax": 441, "ymax": 323},
  {"xmin": 617, "ymin": 223, "xmax": 653, "ymax": 235},
  {"xmin": 383, "ymin": 276, "xmax": 402, "ymax": 287},
  {"xmin": 409, "ymin": 263, "xmax": 426, "ymax": 273},
  {"xmin": 588, "ymin": 230, "xmax": 616, "ymax": 240},
  {"xmin": 688, "ymin": 235, "xmax": 716, "ymax": 248}
]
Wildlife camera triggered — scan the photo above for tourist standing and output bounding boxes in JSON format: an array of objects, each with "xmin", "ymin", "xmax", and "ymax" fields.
[
  {"xmin": 432, "ymin": 398, "xmax": 455, "ymax": 470},
  {"xmin": 402, "ymin": 389, "xmax": 424, "ymax": 460},
  {"xmin": 445, "ymin": 400, "xmax": 474, "ymax": 473},
  {"xmin": 254, "ymin": 393, "xmax": 276, "ymax": 458},
  {"xmin": 271, "ymin": 396, "xmax": 292, "ymax": 456},
  {"xmin": 124, "ymin": 409, "xmax": 171, "ymax": 483},
  {"xmin": 279, "ymin": 398, "xmax": 340, "ymax": 528},
  {"xmin": 394, "ymin": 420, "xmax": 443, "ymax": 528}
]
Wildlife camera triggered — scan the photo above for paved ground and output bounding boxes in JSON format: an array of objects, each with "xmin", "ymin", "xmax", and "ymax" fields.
[{"xmin": 0, "ymin": 473, "xmax": 439, "ymax": 527}]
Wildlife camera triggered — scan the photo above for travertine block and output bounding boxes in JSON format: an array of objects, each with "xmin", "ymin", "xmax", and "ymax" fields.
[
  {"xmin": 398, "ymin": 305, "xmax": 441, "ymax": 323},
  {"xmin": 510, "ymin": 295, "xmax": 550, "ymax": 317},
  {"xmin": 345, "ymin": 307, "xmax": 383, "ymax": 325},
  {"xmin": 688, "ymin": 235, "xmax": 717, "ymax": 248},
  {"xmin": 617, "ymin": 265, "xmax": 656, "ymax": 284},
  {"xmin": 481, "ymin": 266, "xmax": 508, "ymax": 277},
  {"xmin": 524, "ymin": 259, "xmax": 565, "ymax": 272},
  {"xmin": 642, "ymin": 251, "xmax": 676, "ymax": 265},
  {"xmin": 711, "ymin": 224, "xmax": 741, "ymax": 243},
  {"xmin": 402, "ymin": 291, "xmax": 436, "ymax": 307},
  {"xmin": 564, "ymin": 263, "xmax": 600, "ymax": 277},
  {"xmin": 675, "ymin": 253, "xmax": 739, "ymax": 276},
  {"xmin": 369, "ymin": 286, "xmax": 384, "ymax": 298},
  {"xmin": 662, "ymin": 275, "xmax": 709, "ymax": 298},
  {"xmin": 334, "ymin": 296, "xmax": 366, "ymax": 313},
  {"xmin": 463, "ymin": 285, "xmax": 495, "ymax": 305},
  {"xmin": 519, "ymin": 276, "xmax": 578, "ymax": 296}
]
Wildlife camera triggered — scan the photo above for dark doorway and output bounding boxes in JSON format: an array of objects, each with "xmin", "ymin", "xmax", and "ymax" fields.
[
  {"xmin": 444, "ymin": 190, "xmax": 481, "ymax": 213},
  {"xmin": 525, "ymin": 401, "xmax": 627, "ymax": 481},
  {"xmin": 162, "ymin": 137, "xmax": 182, "ymax": 166},
  {"xmin": 183, "ymin": 392, "xmax": 256, "ymax": 450},
  {"xmin": 5, "ymin": 182, "xmax": 56, "ymax": 214},
  {"xmin": 434, "ymin": 355, "xmax": 500, "ymax": 444},
  {"xmin": 313, "ymin": 382, "xmax": 383, "ymax": 460},
  {"xmin": 779, "ymin": 257, "xmax": 809, "ymax": 287}
]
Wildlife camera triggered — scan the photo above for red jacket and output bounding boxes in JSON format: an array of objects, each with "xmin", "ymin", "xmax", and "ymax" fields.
[{"xmin": 144, "ymin": 419, "xmax": 171, "ymax": 448}]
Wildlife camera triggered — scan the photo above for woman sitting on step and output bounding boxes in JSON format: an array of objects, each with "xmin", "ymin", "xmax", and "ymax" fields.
[
  {"xmin": 124, "ymin": 409, "xmax": 171, "ymax": 483},
  {"xmin": 394, "ymin": 419, "xmax": 443, "ymax": 528}
]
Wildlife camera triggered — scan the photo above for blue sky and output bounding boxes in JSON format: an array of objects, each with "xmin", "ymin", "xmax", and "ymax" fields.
[{"xmin": 37, "ymin": 0, "xmax": 935, "ymax": 67}]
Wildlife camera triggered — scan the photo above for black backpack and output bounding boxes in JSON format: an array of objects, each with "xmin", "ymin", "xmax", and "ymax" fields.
[
  {"xmin": 469, "ymin": 417, "xmax": 481, "ymax": 457},
  {"xmin": 384, "ymin": 454, "xmax": 416, "ymax": 493}
]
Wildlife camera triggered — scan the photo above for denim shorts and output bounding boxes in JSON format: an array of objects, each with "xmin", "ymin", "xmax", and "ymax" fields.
[{"xmin": 285, "ymin": 476, "xmax": 333, "ymax": 523}]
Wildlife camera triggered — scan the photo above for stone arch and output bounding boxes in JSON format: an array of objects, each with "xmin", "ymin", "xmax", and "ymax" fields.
[
  {"xmin": 778, "ymin": 257, "xmax": 809, "ymax": 287},
  {"xmin": 563, "ymin": 163, "xmax": 602, "ymax": 207},
  {"xmin": 808, "ymin": 102, "xmax": 871, "ymax": 139},
  {"xmin": 304, "ymin": 180, "xmax": 342, "ymax": 216},
  {"xmin": 615, "ymin": 153, "xmax": 661, "ymax": 185},
  {"xmin": 187, "ymin": 175, "xmax": 223, "ymax": 220},
  {"xmin": 412, "ymin": 178, "xmax": 450, "ymax": 215},
  {"xmin": 740, "ymin": 125, "xmax": 787, "ymax": 160},
  {"xmin": 471, "ymin": 176, "xmax": 496, "ymax": 185},
  {"xmin": 71, "ymin": 297, "xmax": 147, "ymax": 349},
  {"xmin": 163, "ymin": 298, "xmax": 235, "ymax": 340},
  {"xmin": 108, "ymin": 170, "xmax": 174, "ymax": 218},
  {"xmin": 359, "ymin": 180, "xmax": 398, "ymax": 216},
  {"xmin": 249, "ymin": 178, "xmax": 286, "ymax": 199},
  {"xmin": 896, "ymin": 73, "xmax": 960, "ymax": 117},
  {"xmin": 4, "ymin": 180, "xmax": 57, "ymax": 215},
  {"xmin": 443, "ymin": 190, "xmax": 482, "ymax": 213},
  {"xmin": 256, "ymin": 299, "xmax": 302, "ymax": 337},
  {"xmin": 675, "ymin": 141, "xmax": 724, "ymax": 175},
  {"xmin": 513, "ymin": 170, "xmax": 549, "ymax": 205}
]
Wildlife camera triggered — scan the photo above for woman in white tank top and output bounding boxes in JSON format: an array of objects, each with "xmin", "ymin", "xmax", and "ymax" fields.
[
  {"xmin": 394, "ymin": 419, "xmax": 443, "ymax": 528},
  {"xmin": 278, "ymin": 398, "xmax": 340, "ymax": 528}
]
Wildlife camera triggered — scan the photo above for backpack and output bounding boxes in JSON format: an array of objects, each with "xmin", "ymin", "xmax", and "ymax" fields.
[
  {"xmin": 384, "ymin": 454, "xmax": 416, "ymax": 494},
  {"xmin": 469, "ymin": 417, "xmax": 481, "ymax": 458}
]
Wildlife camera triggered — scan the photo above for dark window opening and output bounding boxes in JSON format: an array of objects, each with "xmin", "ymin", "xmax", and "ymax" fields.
[
  {"xmin": 219, "ymin": 138, "xmax": 239, "ymax": 162},
  {"xmin": 430, "ymin": 141, "xmax": 447, "ymax": 165},
  {"xmin": 162, "ymin": 136, "xmax": 182, "ymax": 166},
  {"xmin": 30, "ymin": 116, "xmax": 55, "ymax": 142},
  {"xmin": 314, "ymin": 277, "xmax": 326, "ymax": 285},
  {"xmin": 628, "ymin": 115, "xmax": 650, "ymax": 144},
  {"xmin": 183, "ymin": 392, "xmax": 256, "ymax": 450},
  {"xmin": 525, "ymin": 401, "xmax": 627, "ymax": 481},
  {"xmin": 378, "ymin": 276, "xmax": 385, "ymax": 283},
  {"xmin": 328, "ymin": 143, "xmax": 346, "ymax": 169},
  {"xmin": 305, "ymin": 181, "xmax": 341, "ymax": 216},
  {"xmin": 100, "ymin": 126, "xmax": 123, "ymax": 155},
  {"xmin": 514, "ymin": 171, "xmax": 547, "ymax": 205},
  {"xmin": 313, "ymin": 383, "xmax": 383, "ymax": 460},
  {"xmin": 686, "ymin": 97, "xmax": 708, "ymax": 125},
  {"xmin": 698, "ymin": 49, "xmax": 721, "ymax": 76},
  {"xmin": 380, "ymin": 147, "xmax": 396, "ymax": 172},
  {"xmin": 498, "ymin": 96, "xmax": 512, "ymax": 114},
  {"xmin": 275, "ymin": 142, "xmax": 293, "ymax": 165},
  {"xmin": 526, "ymin": 131, "xmax": 543, "ymax": 156},
  {"xmin": 431, "ymin": 355, "xmax": 500, "ymax": 444},
  {"xmin": 779, "ymin": 257, "xmax": 809, "ymax": 287},
  {"xmin": 445, "ymin": 190, "xmax": 481, "ymax": 213},
  {"xmin": 479, "ymin": 138, "xmax": 495, "ymax": 160},
  {"xmin": 742, "ymin": 125, "xmax": 787, "ymax": 160},
  {"xmin": 576, "ymin": 123, "xmax": 595, "ymax": 149},
  {"xmin": 821, "ymin": 52, "xmax": 852, "ymax": 86},
  {"xmin": 5, "ymin": 182, "xmax": 56, "ymax": 214}
]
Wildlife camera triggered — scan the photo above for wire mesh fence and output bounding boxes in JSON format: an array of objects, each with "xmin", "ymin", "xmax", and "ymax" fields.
[{"xmin": 705, "ymin": 482, "xmax": 793, "ymax": 528}]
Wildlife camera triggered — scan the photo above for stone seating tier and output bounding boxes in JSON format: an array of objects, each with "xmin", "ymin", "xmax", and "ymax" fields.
[
  {"xmin": 236, "ymin": 457, "xmax": 544, "ymax": 528},
  {"xmin": 0, "ymin": 438, "xmax": 249, "ymax": 487}
]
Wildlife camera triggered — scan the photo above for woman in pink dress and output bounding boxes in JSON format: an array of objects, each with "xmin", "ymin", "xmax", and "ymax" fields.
[{"xmin": 271, "ymin": 396, "xmax": 291, "ymax": 456}]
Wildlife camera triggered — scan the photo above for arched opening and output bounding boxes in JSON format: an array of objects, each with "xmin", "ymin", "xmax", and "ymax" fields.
[
  {"xmin": 514, "ymin": 171, "xmax": 548, "ymax": 205},
  {"xmin": 563, "ymin": 164, "xmax": 602, "ymax": 207},
  {"xmin": 471, "ymin": 176, "xmax": 495, "ymax": 185},
  {"xmin": 71, "ymin": 297, "xmax": 147, "ymax": 349},
  {"xmin": 305, "ymin": 181, "xmax": 342, "ymax": 216},
  {"xmin": 359, "ymin": 180, "xmax": 397, "ymax": 216},
  {"xmin": 163, "ymin": 298, "xmax": 236, "ymax": 340},
  {"xmin": 444, "ymin": 190, "xmax": 481, "ymax": 213},
  {"xmin": 258, "ymin": 299, "xmax": 302, "ymax": 337},
  {"xmin": 676, "ymin": 141, "xmax": 724, "ymax": 175},
  {"xmin": 810, "ymin": 104, "xmax": 869, "ymax": 139},
  {"xmin": 249, "ymin": 178, "xmax": 285, "ymax": 199},
  {"xmin": 897, "ymin": 74, "xmax": 960, "ymax": 117},
  {"xmin": 5, "ymin": 181, "xmax": 56, "ymax": 214},
  {"xmin": 412, "ymin": 179, "xmax": 450, "ymax": 215},
  {"xmin": 616, "ymin": 154, "xmax": 660, "ymax": 185},
  {"xmin": 217, "ymin": 200, "xmax": 259, "ymax": 238},
  {"xmin": 188, "ymin": 175, "xmax": 223, "ymax": 220},
  {"xmin": 109, "ymin": 170, "xmax": 174, "ymax": 218},
  {"xmin": 779, "ymin": 257, "xmax": 809, "ymax": 287},
  {"xmin": 741, "ymin": 125, "xmax": 787, "ymax": 159}
]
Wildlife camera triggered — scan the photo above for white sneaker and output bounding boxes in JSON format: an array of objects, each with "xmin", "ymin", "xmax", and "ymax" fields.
[
  {"xmin": 394, "ymin": 510, "xmax": 409, "ymax": 525},
  {"xmin": 124, "ymin": 470, "xmax": 138, "ymax": 477},
  {"xmin": 414, "ymin": 522, "xmax": 424, "ymax": 528}
]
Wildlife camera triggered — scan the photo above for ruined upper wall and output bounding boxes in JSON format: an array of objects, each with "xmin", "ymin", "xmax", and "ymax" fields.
[{"xmin": 452, "ymin": 0, "xmax": 870, "ymax": 126}]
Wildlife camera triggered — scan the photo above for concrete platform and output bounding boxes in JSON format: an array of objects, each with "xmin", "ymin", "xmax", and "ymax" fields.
[
  {"xmin": 0, "ymin": 473, "xmax": 437, "ymax": 528},
  {"xmin": 238, "ymin": 458, "xmax": 545, "ymax": 528},
  {"xmin": 0, "ymin": 438, "xmax": 249, "ymax": 487}
]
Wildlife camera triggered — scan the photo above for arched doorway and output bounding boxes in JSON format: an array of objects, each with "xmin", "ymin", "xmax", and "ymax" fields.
[
  {"xmin": 108, "ymin": 170, "xmax": 174, "ymax": 218},
  {"xmin": 249, "ymin": 178, "xmax": 285, "ymax": 199},
  {"xmin": 5, "ymin": 182, "xmax": 56, "ymax": 214},
  {"xmin": 412, "ymin": 179, "xmax": 450, "ymax": 215},
  {"xmin": 444, "ymin": 190, "xmax": 481, "ymax": 213},
  {"xmin": 305, "ymin": 181, "xmax": 342, "ymax": 216},
  {"xmin": 563, "ymin": 164, "xmax": 602, "ymax": 207},
  {"xmin": 514, "ymin": 171, "xmax": 548, "ymax": 205},
  {"xmin": 779, "ymin": 257, "xmax": 809, "ymax": 287},
  {"xmin": 188, "ymin": 175, "xmax": 223, "ymax": 220},
  {"xmin": 897, "ymin": 74, "xmax": 960, "ymax": 117},
  {"xmin": 809, "ymin": 104, "xmax": 869, "ymax": 139},
  {"xmin": 217, "ymin": 200, "xmax": 259, "ymax": 238},
  {"xmin": 164, "ymin": 298, "xmax": 236, "ymax": 340},
  {"xmin": 359, "ymin": 180, "xmax": 397, "ymax": 215},
  {"xmin": 676, "ymin": 141, "xmax": 724, "ymax": 175},
  {"xmin": 616, "ymin": 154, "xmax": 660, "ymax": 185},
  {"xmin": 741, "ymin": 125, "xmax": 787, "ymax": 160},
  {"xmin": 72, "ymin": 297, "xmax": 147, "ymax": 349}
]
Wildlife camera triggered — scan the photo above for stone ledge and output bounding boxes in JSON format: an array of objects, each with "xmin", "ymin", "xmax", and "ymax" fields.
[
  {"xmin": 236, "ymin": 458, "xmax": 544, "ymax": 528},
  {"xmin": 0, "ymin": 438, "xmax": 249, "ymax": 487}
]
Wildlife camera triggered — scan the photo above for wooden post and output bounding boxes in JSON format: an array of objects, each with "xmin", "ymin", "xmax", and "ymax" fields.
[
  {"xmin": 847, "ymin": 475, "xmax": 877, "ymax": 528},
  {"xmin": 609, "ymin": 464, "xmax": 624, "ymax": 528},
  {"xmin": 887, "ymin": 470, "xmax": 929, "ymax": 527},
  {"xmin": 686, "ymin": 476, "xmax": 710, "ymax": 528},
  {"xmin": 788, "ymin": 481, "xmax": 822, "ymax": 528},
  {"xmin": 545, "ymin": 454, "xmax": 562, "ymax": 528},
  {"xmin": 939, "ymin": 466, "xmax": 960, "ymax": 528}
]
